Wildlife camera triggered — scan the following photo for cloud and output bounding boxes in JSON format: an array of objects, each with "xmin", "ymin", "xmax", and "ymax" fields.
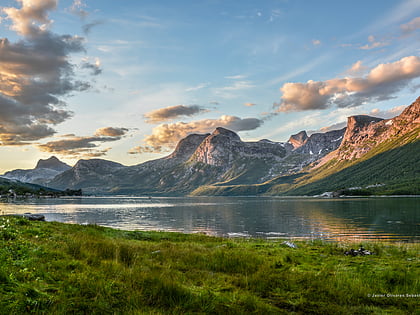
[
  {"xmin": 346, "ymin": 60, "xmax": 368, "ymax": 76},
  {"xmin": 244, "ymin": 102, "xmax": 256, "ymax": 107},
  {"xmin": 94, "ymin": 127, "xmax": 129, "ymax": 137},
  {"xmin": 214, "ymin": 80, "xmax": 255, "ymax": 99},
  {"xmin": 276, "ymin": 56, "xmax": 420, "ymax": 112},
  {"xmin": 313, "ymin": 122, "xmax": 347, "ymax": 134},
  {"xmin": 312, "ymin": 39, "xmax": 321, "ymax": 46},
  {"xmin": 81, "ymin": 58, "xmax": 102, "ymax": 75},
  {"xmin": 38, "ymin": 127, "xmax": 128, "ymax": 156},
  {"xmin": 144, "ymin": 105, "xmax": 209, "ymax": 123},
  {"xmin": 185, "ymin": 83, "xmax": 209, "ymax": 92},
  {"xmin": 225, "ymin": 74, "xmax": 247, "ymax": 80},
  {"xmin": 82, "ymin": 20, "xmax": 104, "ymax": 35},
  {"xmin": 2, "ymin": 0, "xmax": 57, "ymax": 36},
  {"xmin": 130, "ymin": 115, "xmax": 263, "ymax": 153},
  {"xmin": 0, "ymin": 0, "xmax": 93, "ymax": 145},
  {"xmin": 400, "ymin": 16, "xmax": 420, "ymax": 33},
  {"xmin": 359, "ymin": 35, "xmax": 389, "ymax": 50},
  {"xmin": 369, "ymin": 105, "xmax": 406, "ymax": 119},
  {"xmin": 69, "ymin": 0, "xmax": 89, "ymax": 19}
]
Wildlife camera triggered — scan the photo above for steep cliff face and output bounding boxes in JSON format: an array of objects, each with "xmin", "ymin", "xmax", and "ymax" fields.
[
  {"xmin": 166, "ymin": 133, "xmax": 210, "ymax": 161},
  {"xmin": 336, "ymin": 97, "xmax": 419, "ymax": 160},
  {"xmin": 190, "ymin": 127, "xmax": 288, "ymax": 168},
  {"xmin": 288, "ymin": 131, "xmax": 308, "ymax": 149},
  {"xmin": 191, "ymin": 127, "xmax": 242, "ymax": 166}
]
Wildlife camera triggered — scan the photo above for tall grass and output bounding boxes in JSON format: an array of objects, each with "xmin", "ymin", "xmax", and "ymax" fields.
[{"xmin": 0, "ymin": 216, "xmax": 418, "ymax": 314}]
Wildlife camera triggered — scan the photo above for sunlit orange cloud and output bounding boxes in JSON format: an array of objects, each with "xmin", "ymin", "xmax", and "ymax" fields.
[
  {"xmin": 129, "ymin": 115, "xmax": 263, "ymax": 154},
  {"xmin": 144, "ymin": 105, "xmax": 209, "ymax": 123},
  {"xmin": 276, "ymin": 56, "xmax": 420, "ymax": 112},
  {"xmin": 38, "ymin": 127, "xmax": 129, "ymax": 157}
]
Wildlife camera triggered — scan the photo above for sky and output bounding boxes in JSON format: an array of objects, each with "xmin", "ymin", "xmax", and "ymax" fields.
[{"xmin": 0, "ymin": 0, "xmax": 420, "ymax": 172}]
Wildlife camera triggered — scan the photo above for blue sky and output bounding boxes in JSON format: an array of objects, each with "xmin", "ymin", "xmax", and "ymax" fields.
[{"xmin": 0, "ymin": 0, "xmax": 419, "ymax": 172}]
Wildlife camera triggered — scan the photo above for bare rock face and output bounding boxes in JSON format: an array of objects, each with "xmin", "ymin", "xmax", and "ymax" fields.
[
  {"xmin": 166, "ymin": 133, "xmax": 210, "ymax": 161},
  {"xmin": 191, "ymin": 127, "xmax": 242, "ymax": 166},
  {"xmin": 288, "ymin": 131, "xmax": 308, "ymax": 149},
  {"xmin": 295, "ymin": 128, "xmax": 346, "ymax": 157},
  {"xmin": 336, "ymin": 97, "xmax": 420, "ymax": 160},
  {"xmin": 190, "ymin": 127, "xmax": 288, "ymax": 167}
]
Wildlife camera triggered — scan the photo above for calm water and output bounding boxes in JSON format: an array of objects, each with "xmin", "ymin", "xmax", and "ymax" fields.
[{"xmin": 0, "ymin": 196, "xmax": 419, "ymax": 242}]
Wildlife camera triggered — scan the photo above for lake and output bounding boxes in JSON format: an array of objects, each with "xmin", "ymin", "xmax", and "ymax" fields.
[{"xmin": 0, "ymin": 196, "xmax": 418, "ymax": 242}]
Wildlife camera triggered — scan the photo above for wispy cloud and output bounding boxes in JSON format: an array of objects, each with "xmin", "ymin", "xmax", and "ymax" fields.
[
  {"xmin": 185, "ymin": 83, "xmax": 209, "ymax": 92},
  {"xmin": 400, "ymin": 16, "xmax": 420, "ymax": 34}
]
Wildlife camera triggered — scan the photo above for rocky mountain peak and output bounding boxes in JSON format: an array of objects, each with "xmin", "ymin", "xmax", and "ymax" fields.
[
  {"xmin": 288, "ymin": 131, "xmax": 308, "ymax": 149},
  {"xmin": 212, "ymin": 127, "xmax": 241, "ymax": 141},
  {"xmin": 190, "ymin": 128, "xmax": 242, "ymax": 166},
  {"xmin": 346, "ymin": 115, "xmax": 383, "ymax": 134},
  {"xmin": 35, "ymin": 156, "xmax": 71, "ymax": 172},
  {"xmin": 166, "ymin": 133, "xmax": 209, "ymax": 161},
  {"xmin": 397, "ymin": 96, "xmax": 420, "ymax": 123}
]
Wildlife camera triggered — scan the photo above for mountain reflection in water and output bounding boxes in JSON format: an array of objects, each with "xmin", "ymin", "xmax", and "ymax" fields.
[{"xmin": 0, "ymin": 196, "xmax": 418, "ymax": 242}]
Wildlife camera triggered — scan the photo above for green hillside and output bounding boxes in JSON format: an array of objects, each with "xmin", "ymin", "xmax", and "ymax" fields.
[{"xmin": 280, "ymin": 140, "xmax": 420, "ymax": 196}]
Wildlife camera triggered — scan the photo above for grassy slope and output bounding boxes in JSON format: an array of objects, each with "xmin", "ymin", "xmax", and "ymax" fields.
[
  {"xmin": 278, "ymin": 129, "xmax": 419, "ymax": 196},
  {"xmin": 0, "ymin": 216, "xmax": 419, "ymax": 314}
]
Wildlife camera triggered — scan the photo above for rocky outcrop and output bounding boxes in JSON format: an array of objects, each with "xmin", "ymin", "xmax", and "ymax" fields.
[
  {"xmin": 288, "ymin": 131, "xmax": 308, "ymax": 149},
  {"xmin": 336, "ymin": 97, "xmax": 419, "ymax": 160},
  {"xmin": 295, "ymin": 128, "xmax": 346, "ymax": 157},
  {"xmin": 166, "ymin": 133, "xmax": 209, "ymax": 161}
]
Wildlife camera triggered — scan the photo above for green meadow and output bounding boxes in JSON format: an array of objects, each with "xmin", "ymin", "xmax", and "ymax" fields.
[{"xmin": 0, "ymin": 216, "xmax": 418, "ymax": 314}]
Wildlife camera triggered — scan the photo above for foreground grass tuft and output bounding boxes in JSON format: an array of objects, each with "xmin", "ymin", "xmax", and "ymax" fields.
[{"xmin": 0, "ymin": 216, "xmax": 419, "ymax": 314}]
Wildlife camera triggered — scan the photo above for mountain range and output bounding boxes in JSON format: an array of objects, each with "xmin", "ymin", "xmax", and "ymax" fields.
[{"xmin": 2, "ymin": 97, "xmax": 419, "ymax": 196}]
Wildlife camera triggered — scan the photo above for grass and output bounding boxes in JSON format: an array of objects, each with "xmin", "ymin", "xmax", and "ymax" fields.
[{"xmin": 0, "ymin": 216, "xmax": 419, "ymax": 314}]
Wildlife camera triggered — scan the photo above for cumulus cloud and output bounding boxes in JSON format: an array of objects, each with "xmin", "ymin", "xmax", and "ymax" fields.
[
  {"xmin": 400, "ymin": 16, "xmax": 420, "ymax": 33},
  {"xmin": 38, "ymin": 127, "xmax": 128, "ymax": 157},
  {"xmin": 0, "ymin": 0, "xmax": 94, "ymax": 145},
  {"xmin": 144, "ymin": 105, "xmax": 209, "ymax": 123},
  {"xmin": 276, "ymin": 56, "xmax": 420, "ymax": 112},
  {"xmin": 346, "ymin": 61, "xmax": 368, "ymax": 76},
  {"xmin": 129, "ymin": 115, "xmax": 263, "ymax": 153}
]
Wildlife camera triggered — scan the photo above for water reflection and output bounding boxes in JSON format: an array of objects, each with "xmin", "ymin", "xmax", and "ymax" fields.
[{"xmin": 0, "ymin": 196, "xmax": 418, "ymax": 242}]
